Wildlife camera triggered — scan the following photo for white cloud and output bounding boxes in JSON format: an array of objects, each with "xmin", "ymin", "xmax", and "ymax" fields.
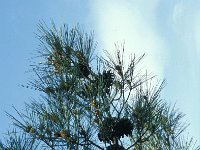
[
  {"xmin": 171, "ymin": 1, "xmax": 200, "ymax": 58},
  {"xmin": 89, "ymin": 0, "xmax": 168, "ymax": 78}
]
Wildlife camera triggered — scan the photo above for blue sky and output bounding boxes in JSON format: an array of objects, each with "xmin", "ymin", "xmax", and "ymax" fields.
[{"xmin": 0, "ymin": 0, "xmax": 199, "ymax": 144}]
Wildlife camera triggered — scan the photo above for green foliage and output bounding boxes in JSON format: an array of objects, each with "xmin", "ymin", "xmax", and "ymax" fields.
[
  {"xmin": 1, "ymin": 22, "xmax": 199, "ymax": 150},
  {"xmin": 0, "ymin": 130, "xmax": 39, "ymax": 150}
]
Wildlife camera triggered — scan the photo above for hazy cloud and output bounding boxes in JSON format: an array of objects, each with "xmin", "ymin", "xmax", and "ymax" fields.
[{"xmin": 89, "ymin": 0, "xmax": 168, "ymax": 78}]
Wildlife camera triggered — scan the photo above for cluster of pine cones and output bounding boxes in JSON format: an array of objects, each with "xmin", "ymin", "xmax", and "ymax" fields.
[{"xmin": 98, "ymin": 117, "xmax": 133, "ymax": 143}]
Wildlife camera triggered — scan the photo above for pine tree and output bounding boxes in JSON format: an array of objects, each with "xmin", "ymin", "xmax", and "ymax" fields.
[{"xmin": 0, "ymin": 23, "xmax": 199, "ymax": 150}]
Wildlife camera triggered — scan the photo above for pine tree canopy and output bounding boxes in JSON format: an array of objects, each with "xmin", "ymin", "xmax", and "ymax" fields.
[{"xmin": 0, "ymin": 23, "xmax": 199, "ymax": 150}]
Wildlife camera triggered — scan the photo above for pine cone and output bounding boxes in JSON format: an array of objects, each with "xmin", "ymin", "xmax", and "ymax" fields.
[
  {"xmin": 98, "ymin": 117, "xmax": 133, "ymax": 143},
  {"xmin": 98, "ymin": 117, "xmax": 117, "ymax": 143},
  {"xmin": 113, "ymin": 118, "xmax": 133, "ymax": 138},
  {"xmin": 78, "ymin": 62, "xmax": 91, "ymax": 77}
]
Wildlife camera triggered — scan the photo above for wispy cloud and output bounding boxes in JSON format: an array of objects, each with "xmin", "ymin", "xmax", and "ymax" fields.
[
  {"xmin": 89, "ymin": 0, "xmax": 168, "ymax": 78},
  {"xmin": 172, "ymin": 2, "xmax": 185, "ymax": 24}
]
